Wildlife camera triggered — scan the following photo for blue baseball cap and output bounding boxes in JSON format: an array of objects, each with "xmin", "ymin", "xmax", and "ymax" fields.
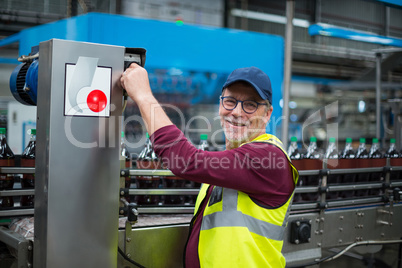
[{"xmin": 222, "ymin": 67, "xmax": 272, "ymax": 104}]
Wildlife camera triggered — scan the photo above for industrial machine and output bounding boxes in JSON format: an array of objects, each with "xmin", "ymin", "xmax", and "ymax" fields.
[
  {"xmin": 0, "ymin": 39, "xmax": 401, "ymax": 268},
  {"xmin": 115, "ymin": 164, "xmax": 402, "ymax": 268},
  {"xmin": 1, "ymin": 39, "xmax": 146, "ymax": 268}
]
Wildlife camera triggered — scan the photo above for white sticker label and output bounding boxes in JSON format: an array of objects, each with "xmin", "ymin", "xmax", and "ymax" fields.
[{"xmin": 64, "ymin": 57, "xmax": 111, "ymax": 117}]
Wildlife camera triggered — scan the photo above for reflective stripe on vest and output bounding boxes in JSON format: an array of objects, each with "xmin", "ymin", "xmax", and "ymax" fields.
[{"xmin": 200, "ymin": 188, "xmax": 286, "ymax": 241}]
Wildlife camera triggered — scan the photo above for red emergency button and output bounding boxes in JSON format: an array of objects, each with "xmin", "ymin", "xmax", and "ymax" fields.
[{"xmin": 87, "ymin": 89, "xmax": 107, "ymax": 113}]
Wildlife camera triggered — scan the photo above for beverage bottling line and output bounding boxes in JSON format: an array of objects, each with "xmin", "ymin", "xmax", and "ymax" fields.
[{"xmin": 0, "ymin": 39, "xmax": 401, "ymax": 268}]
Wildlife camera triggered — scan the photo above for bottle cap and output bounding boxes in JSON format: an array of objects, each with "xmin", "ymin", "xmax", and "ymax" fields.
[
  {"xmin": 0, "ymin": 128, "xmax": 5, "ymax": 134},
  {"xmin": 390, "ymin": 138, "xmax": 396, "ymax": 144},
  {"xmin": 200, "ymin": 134, "xmax": 208, "ymax": 140},
  {"xmin": 329, "ymin": 137, "xmax": 336, "ymax": 143},
  {"xmin": 310, "ymin": 137, "xmax": 317, "ymax": 142},
  {"xmin": 372, "ymin": 138, "xmax": 378, "ymax": 143},
  {"xmin": 346, "ymin": 138, "xmax": 352, "ymax": 143},
  {"xmin": 290, "ymin": 136, "xmax": 297, "ymax": 142},
  {"xmin": 360, "ymin": 138, "xmax": 366, "ymax": 143},
  {"xmin": 146, "ymin": 133, "xmax": 149, "ymax": 139},
  {"xmin": 30, "ymin": 129, "xmax": 36, "ymax": 135}
]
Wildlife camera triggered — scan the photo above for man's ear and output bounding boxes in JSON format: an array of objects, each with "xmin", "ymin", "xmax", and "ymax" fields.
[{"xmin": 263, "ymin": 106, "xmax": 274, "ymax": 124}]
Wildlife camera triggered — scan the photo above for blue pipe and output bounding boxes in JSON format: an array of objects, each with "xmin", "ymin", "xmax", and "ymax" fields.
[{"xmin": 309, "ymin": 23, "xmax": 402, "ymax": 47}]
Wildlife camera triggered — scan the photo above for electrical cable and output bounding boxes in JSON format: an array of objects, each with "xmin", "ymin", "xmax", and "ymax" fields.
[
  {"xmin": 118, "ymin": 247, "xmax": 146, "ymax": 268},
  {"xmin": 122, "ymin": 97, "xmax": 128, "ymax": 113},
  {"xmin": 122, "ymin": 91, "xmax": 128, "ymax": 114},
  {"xmin": 287, "ymin": 239, "xmax": 402, "ymax": 268},
  {"xmin": 18, "ymin": 52, "xmax": 39, "ymax": 62}
]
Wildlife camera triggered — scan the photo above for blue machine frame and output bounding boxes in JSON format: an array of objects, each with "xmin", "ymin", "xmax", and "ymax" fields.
[
  {"xmin": 0, "ymin": 12, "xmax": 284, "ymax": 122},
  {"xmin": 309, "ymin": 23, "xmax": 402, "ymax": 47}
]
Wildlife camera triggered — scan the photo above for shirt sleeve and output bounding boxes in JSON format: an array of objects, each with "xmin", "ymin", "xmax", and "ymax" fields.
[{"xmin": 151, "ymin": 124, "xmax": 295, "ymax": 207}]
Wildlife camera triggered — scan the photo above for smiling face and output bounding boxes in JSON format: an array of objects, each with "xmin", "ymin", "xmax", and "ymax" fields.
[{"xmin": 219, "ymin": 81, "xmax": 273, "ymax": 150}]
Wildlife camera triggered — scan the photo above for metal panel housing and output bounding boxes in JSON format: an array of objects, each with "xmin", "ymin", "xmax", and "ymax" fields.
[{"xmin": 35, "ymin": 39, "xmax": 124, "ymax": 268}]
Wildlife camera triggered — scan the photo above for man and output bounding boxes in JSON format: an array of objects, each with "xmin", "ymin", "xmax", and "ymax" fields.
[{"xmin": 121, "ymin": 65, "xmax": 298, "ymax": 268}]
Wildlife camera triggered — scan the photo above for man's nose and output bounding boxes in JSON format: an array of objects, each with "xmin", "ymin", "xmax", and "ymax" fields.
[{"xmin": 231, "ymin": 102, "xmax": 243, "ymax": 116}]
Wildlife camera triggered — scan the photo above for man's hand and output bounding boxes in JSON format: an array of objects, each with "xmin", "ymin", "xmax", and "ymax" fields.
[
  {"xmin": 120, "ymin": 63, "xmax": 173, "ymax": 136},
  {"xmin": 120, "ymin": 63, "xmax": 153, "ymax": 103}
]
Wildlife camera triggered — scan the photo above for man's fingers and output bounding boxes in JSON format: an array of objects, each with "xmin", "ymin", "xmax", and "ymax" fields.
[
  {"xmin": 120, "ymin": 75, "xmax": 126, "ymax": 89},
  {"xmin": 127, "ymin": 62, "xmax": 140, "ymax": 70}
]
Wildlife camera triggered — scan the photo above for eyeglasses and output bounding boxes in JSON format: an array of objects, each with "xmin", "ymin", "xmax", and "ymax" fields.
[{"xmin": 220, "ymin": 96, "xmax": 267, "ymax": 114}]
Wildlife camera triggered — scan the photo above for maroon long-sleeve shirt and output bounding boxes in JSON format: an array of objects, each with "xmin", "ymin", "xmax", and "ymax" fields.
[{"xmin": 151, "ymin": 125, "xmax": 294, "ymax": 268}]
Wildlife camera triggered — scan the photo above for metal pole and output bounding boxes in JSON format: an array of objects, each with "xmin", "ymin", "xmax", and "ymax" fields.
[
  {"xmin": 376, "ymin": 52, "xmax": 381, "ymax": 140},
  {"xmin": 241, "ymin": 0, "xmax": 248, "ymax": 30},
  {"xmin": 385, "ymin": 6, "xmax": 390, "ymax": 37},
  {"xmin": 281, "ymin": 0, "xmax": 294, "ymax": 149}
]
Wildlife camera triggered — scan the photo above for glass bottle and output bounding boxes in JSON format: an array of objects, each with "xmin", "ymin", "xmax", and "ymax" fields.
[
  {"xmin": 20, "ymin": 129, "xmax": 36, "ymax": 207},
  {"xmin": 0, "ymin": 128, "xmax": 15, "ymax": 208},
  {"xmin": 136, "ymin": 133, "xmax": 161, "ymax": 205}
]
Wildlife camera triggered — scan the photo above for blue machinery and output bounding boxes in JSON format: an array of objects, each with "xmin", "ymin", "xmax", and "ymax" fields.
[
  {"xmin": 1, "ymin": 12, "xmax": 284, "ymax": 120},
  {"xmin": 1, "ymin": 13, "xmax": 402, "ymax": 268},
  {"xmin": 9, "ymin": 47, "xmax": 39, "ymax": 105}
]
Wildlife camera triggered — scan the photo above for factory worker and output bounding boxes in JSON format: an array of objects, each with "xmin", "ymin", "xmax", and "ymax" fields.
[{"xmin": 121, "ymin": 65, "xmax": 298, "ymax": 268}]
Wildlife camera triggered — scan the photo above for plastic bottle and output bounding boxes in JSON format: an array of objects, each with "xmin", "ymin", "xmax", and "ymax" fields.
[
  {"xmin": 325, "ymin": 137, "xmax": 341, "ymax": 199},
  {"xmin": 368, "ymin": 138, "xmax": 384, "ymax": 171},
  {"xmin": 303, "ymin": 137, "xmax": 322, "ymax": 201},
  {"xmin": 304, "ymin": 137, "xmax": 321, "ymax": 160},
  {"xmin": 385, "ymin": 138, "xmax": 399, "ymax": 158},
  {"xmin": 163, "ymin": 127, "xmax": 186, "ymax": 205},
  {"xmin": 187, "ymin": 134, "xmax": 210, "ymax": 204},
  {"xmin": 136, "ymin": 133, "xmax": 161, "ymax": 205},
  {"xmin": 356, "ymin": 138, "xmax": 369, "ymax": 159},
  {"xmin": 198, "ymin": 134, "xmax": 209, "ymax": 151},
  {"xmin": 368, "ymin": 138, "xmax": 383, "ymax": 159},
  {"xmin": 325, "ymin": 137, "xmax": 339, "ymax": 160},
  {"xmin": 121, "ymin": 131, "xmax": 132, "ymax": 201},
  {"xmin": 287, "ymin": 136, "xmax": 302, "ymax": 160},
  {"xmin": 368, "ymin": 138, "xmax": 385, "ymax": 195},
  {"xmin": 21, "ymin": 129, "xmax": 36, "ymax": 207},
  {"xmin": 386, "ymin": 139, "xmax": 401, "ymax": 180},
  {"xmin": 340, "ymin": 138, "xmax": 356, "ymax": 159},
  {"xmin": 339, "ymin": 138, "xmax": 356, "ymax": 198},
  {"xmin": 0, "ymin": 128, "xmax": 15, "ymax": 208},
  {"xmin": 121, "ymin": 131, "xmax": 131, "ymax": 169},
  {"xmin": 287, "ymin": 136, "xmax": 303, "ymax": 203},
  {"xmin": 355, "ymin": 138, "xmax": 370, "ymax": 196}
]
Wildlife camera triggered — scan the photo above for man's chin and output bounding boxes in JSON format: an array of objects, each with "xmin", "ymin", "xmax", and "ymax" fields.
[{"xmin": 224, "ymin": 132, "xmax": 249, "ymax": 145}]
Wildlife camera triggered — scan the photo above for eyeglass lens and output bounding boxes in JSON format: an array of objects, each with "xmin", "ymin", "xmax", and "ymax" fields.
[{"xmin": 222, "ymin": 97, "xmax": 258, "ymax": 113}]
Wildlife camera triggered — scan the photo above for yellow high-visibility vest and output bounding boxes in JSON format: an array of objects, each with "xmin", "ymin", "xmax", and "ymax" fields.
[{"xmin": 193, "ymin": 133, "xmax": 299, "ymax": 268}]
